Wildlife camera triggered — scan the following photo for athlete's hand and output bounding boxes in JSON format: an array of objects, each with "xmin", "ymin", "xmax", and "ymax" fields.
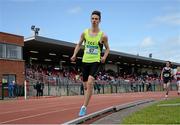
[
  {"xmin": 160, "ymin": 78, "xmax": 163, "ymax": 84},
  {"xmin": 160, "ymin": 77, "xmax": 163, "ymax": 81},
  {"xmin": 70, "ymin": 55, "xmax": 76, "ymax": 62},
  {"xmin": 101, "ymin": 56, "xmax": 106, "ymax": 63}
]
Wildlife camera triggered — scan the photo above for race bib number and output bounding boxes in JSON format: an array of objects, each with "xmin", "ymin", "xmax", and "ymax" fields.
[
  {"xmin": 164, "ymin": 73, "xmax": 170, "ymax": 77},
  {"xmin": 86, "ymin": 45, "xmax": 98, "ymax": 55}
]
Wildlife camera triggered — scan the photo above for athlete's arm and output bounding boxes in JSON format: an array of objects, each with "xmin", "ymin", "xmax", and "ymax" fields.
[
  {"xmin": 101, "ymin": 33, "xmax": 110, "ymax": 63},
  {"xmin": 171, "ymin": 68, "xmax": 174, "ymax": 78},
  {"xmin": 71, "ymin": 32, "xmax": 84, "ymax": 62},
  {"xmin": 160, "ymin": 68, "xmax": 164, "ymax": 80}
]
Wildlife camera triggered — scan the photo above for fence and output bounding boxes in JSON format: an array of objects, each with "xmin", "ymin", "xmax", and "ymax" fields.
[
  {"xmin": 25, "ymin": 81, "xmax": 178, "ymax": 97},
  {"xmin": 1, "ymin": 80, "xmax": 178, "ymax": 99}
]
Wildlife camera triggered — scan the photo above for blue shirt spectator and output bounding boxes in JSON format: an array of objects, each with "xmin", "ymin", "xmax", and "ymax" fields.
[{"xmin": 8, "ymin": 81, "xmax": 15, "ymax": 98}]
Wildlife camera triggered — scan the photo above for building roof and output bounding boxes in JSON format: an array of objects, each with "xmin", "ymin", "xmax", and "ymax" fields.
[{"xmin": 24, "ymin": 35, "xmax": 180, "ymax": 68}]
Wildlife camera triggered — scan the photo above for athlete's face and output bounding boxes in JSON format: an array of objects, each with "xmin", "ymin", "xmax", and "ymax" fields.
[
  {"xmin": 166, "ymin": 62, "xmax": 170, "ymax": 67},
  {"xmin": 91, "ymin": 14, "xmax": 100, "ymax": 26}
]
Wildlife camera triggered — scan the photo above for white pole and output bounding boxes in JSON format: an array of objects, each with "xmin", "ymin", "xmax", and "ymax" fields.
[{"xmin": 24, "ymin": 80, "xmax": 27, "ymax": 100}]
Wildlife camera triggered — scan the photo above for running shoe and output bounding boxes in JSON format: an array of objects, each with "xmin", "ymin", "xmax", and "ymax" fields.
[{"xmin": 79, "ymin": 106, "xmax": 86, "ymax": 117}]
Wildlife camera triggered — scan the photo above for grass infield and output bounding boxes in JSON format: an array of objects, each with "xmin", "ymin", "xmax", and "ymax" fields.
[{"xmin": 122, "ymin": 98, "xmax": 180, "ymax": 124}]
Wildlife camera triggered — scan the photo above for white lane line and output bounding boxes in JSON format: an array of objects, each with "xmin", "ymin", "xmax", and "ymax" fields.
[
  {"xmin": 157, "ymin": 103, "xmax": 180, "ymax": 107},
  {"xmin": 0, "ymin": 102, "xmax": 79, "ymax": 115},
  {"xmin": 1, "ymin": 106, "xmax": 80, "ymax": 124},
  {"xmin": 1, "ymin": 100, "xmax": 125, "ymax": 124}
]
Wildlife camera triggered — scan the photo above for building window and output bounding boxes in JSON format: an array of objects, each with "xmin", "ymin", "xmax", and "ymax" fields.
[
  {"xmin": 0, "ymin": 43, "xmax": 22, "ymax": 60},
  {"xmin": 6, "ymin": 44, "xmax": 22, "ymax": 59},
  {"xmin": 0, "ymin": 43, "xmax": 6, "ymax": 58},
  {"xmin": 2, "ymin": 74, "xmax": 16, "ymax": 84}
]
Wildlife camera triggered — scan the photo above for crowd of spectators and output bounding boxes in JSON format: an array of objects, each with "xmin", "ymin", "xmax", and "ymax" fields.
[{"xmin": 25, "ymin": 64, "xmax": 164, "ymax": 88}]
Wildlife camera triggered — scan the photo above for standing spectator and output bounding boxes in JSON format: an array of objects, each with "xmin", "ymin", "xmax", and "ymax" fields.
[
  {"xmin": 36, "ymin": 81, "xmax": 41, "ymax": 98},
  {"xmin": 140, "ymin": 77, "xmax": 145, "ymax": 92},
  {"xmin": 148, "ymin": 82, "xmax": 152, "ymax": 91},
  {"xmin": 80, "ymin": 83, "xmax": 84, "ymax": 95},
  {"xmin": 13, "ymin": 81, "xmax": 19, "ymax": 97},
  {"xmin": 94, "ymin": 81, "xmax": 101, "ymax": 94},
  {"xmin": 138, "ymin": 78, "xmax": 142, "ymax": 92},
  {"xmin": 130, "ymin": 82, "xmax": 134, "ymax": 92},
  {"xmin": 145, "ymin": 79, "xmax": 149, "ymax": 92},
  {"xmin": 8, "ymin": 81, "xmax": 14, "ymax": 98},
  {"xmin": 96, "ymin": 82, "xmax": 101, "ymax": 94},
  {"xmin": 40, "ymin": 82, "xmax": 44, "ymax": 96}
]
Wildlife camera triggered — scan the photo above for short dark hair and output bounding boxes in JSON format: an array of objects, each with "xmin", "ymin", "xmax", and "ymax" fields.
[
  {"xmin": 166, "ymin": 61, "xmax": 171, "ymax": 64},
  {"xmin": 166, "ymin": 61, "xmax": 171, "ymax": 67},
  {"xmin": 91, "ymin": 10, "xmax": 101, "ymax": 20}
]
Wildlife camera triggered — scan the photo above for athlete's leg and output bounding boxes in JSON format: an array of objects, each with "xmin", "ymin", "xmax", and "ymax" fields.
[
  {"xmin": 163, "ymin": 83, "xmax": 168, "ymax": 97},
  {"xmin": 82, "ymin": 63, "xmax": 89, "ymax": 92},
  {"xmin": 83, "ymin": 75, "xmax": 94, "ymax": 107},
  {"xmin": 79, "ymin": 63, "xmax": 99, "ymax": 116},
  {"xmin": 79, "ymin": 76, "xmax": 94, "ymax": 117},
  {"xmin": 163, "ymin": 83, "xmax": 167, "ymax": 91},
  {"xmin": 83, "ymin": 62, "xmax": 100, "ymax": 106},
  {"xmin": 166, "ymin": 82, "xmax": 170, "ymax": 95}
]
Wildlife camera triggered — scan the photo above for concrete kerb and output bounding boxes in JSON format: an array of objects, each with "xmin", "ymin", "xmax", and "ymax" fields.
[
  {"xmin": 63, "ymin": 99, "xmax": 154, "ymax": 124},
  {"xmin": 115, "ymin": 99, "xmax": 154, "ymax": 111},
  {"xmin": 63, "ymin": 106, "xmax": 115, "ymax": 125}
]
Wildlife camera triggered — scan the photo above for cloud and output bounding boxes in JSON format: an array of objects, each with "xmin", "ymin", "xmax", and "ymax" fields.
[
  {"xmin": 156, "ymin": 13, "xmax": 180, "ymax": 25},
  {"xmin": 119, "ymin": 36, "xmax": 180, "ymax": 63},
  {"xmin": 141, "ymin": 36, "xmax": 180, "ymax": 63},
  {"xmin": 68, "ymin": 6, "xmax": 82, "ymax": 14},
  {"xmin": 150, "ymin": 12, "xmax": 180, "ymax": 26},
  {"xmin": 140, "ymin": 37, "xmax": 154, "ymax": 48}
]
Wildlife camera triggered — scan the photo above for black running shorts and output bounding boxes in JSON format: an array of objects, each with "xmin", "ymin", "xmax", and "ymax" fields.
[
  {"xmin": 82, "ymin": 62, "xmax": 100, "ymax": 82},
  {"xmin": 163, "ymin": 78, "xmax": 171, "ymax": 84}
]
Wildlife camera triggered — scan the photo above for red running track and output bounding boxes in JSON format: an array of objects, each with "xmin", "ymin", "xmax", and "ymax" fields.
[{"xmin": 0, "ymin": 91, "xmax": 179, "ymax": 124}]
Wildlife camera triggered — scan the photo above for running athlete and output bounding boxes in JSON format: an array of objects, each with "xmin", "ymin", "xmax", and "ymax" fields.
[
  {"xmin": 161, "ymin": 61, "xmax": 173, "ymax": 98},
  {"xmin": 71, "ymin": 10, "xmax": 110, "ymax": 117},
  {"xmin": 175, "ymin": 67, "xmax": 180, "ymax": 95}
]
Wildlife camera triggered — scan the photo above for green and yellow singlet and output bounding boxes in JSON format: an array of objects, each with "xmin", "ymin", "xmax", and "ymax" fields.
[{"xmin": 82, "ymin": 29, "xmax": 103, "ymax": 63}]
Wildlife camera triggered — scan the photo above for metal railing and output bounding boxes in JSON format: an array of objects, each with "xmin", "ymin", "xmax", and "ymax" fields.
[{"xmin": 24, "ymin": 80, "xmax": 178, "ymax": 97}]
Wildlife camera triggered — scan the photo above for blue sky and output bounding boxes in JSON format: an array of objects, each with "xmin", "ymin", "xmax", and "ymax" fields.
[{"xmin": 1, "ymin": 0, "xmax": 180, "ymax": 63}]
